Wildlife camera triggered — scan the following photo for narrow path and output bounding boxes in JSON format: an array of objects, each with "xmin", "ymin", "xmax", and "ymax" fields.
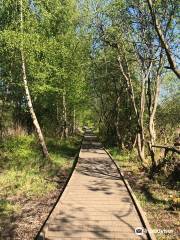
[{"xmin": 39, "ymin": 132, "xmax": 154, "ymax": 240}]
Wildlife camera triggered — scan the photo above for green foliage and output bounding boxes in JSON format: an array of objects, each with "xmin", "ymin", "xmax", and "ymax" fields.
[
  {"xmin": 0, "ymin": 134, "xmax": 81, "ymax": 200},
  {"xmin": 1, "ymin": 135, "xmax": 40, "ymax": 169},
  {"xmin": 0, "ymin": 0, "xmax": 92, "ymax": 137},
  {"xmin": 157, "ymin": 77, "xmax": 180, "ymax": 143}
]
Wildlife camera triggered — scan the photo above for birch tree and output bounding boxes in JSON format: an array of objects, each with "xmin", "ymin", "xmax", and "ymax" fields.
[{"xmin": 20, "ymin": 0, "xmax": 50, "ymax": 158}]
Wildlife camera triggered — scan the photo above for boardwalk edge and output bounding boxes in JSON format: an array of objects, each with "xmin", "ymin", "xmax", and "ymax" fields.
[
  {"xmin": 104, "ymin": 148, "xmax": 157, "ymax": 240},
  {"xmin": 34, "ymin": 134, "xmax": 84, "ymax": 240}
]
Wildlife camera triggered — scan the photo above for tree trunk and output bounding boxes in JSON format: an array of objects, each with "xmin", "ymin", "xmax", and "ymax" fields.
[
  {"xmin": 137, "ymin": 73, "xmax": 146, "ymax": 163},
  {"xmin": 137, "ymin": 133, "xmax": 145, "ymax": 162},
  {"xmin": 73, "ymin": 108, "xmax": 76, "ymax": 134},
  {"xmin": 56, "ymin": 99, "xmax": 61, "ymax": 137},
  {"xmin": 148, "ymin": 88, "xmax": 158, "ymax": 169},
  {"xmin": 20, "ymin": 0, "xmax": 50, "ymax": 159},
  {"xmin": 132, "ymin": 135, "xmax": 137, "ymax": 149},
  {"xmin": 115, "ymin": 96, "xmax": 124, "ymax": 149},
  {"xmin": 117, "ymin": 48, "xmax": 146, "ymax": 163},
  {"xmin": 147, "ymin": 56, "xmax": 163, "ymax": 170},
  {"xmin": 62, "ymin": 90, "xmax": 68, "ymax": 138},
  {"xmin": 147, "ymin": 0, "xmax": 180, "ymax": 78},
  {"xmin": 21, "ymin": 51, "xmax": 50, "ymax": 158}
]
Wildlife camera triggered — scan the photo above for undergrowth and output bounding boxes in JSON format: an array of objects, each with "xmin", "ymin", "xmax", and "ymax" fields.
[
  {"xmin": 0, "ymin": 134, "xmax": 81, "ymax": 220},
  {"xmin": 109, "ymin": 147, "xmax": 179, "ymax": 240}
]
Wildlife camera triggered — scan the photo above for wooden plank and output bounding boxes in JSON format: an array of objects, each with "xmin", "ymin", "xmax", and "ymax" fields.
[{"xmin": 37, "ymin": 132, "xmax": 155, "ymax": 240}]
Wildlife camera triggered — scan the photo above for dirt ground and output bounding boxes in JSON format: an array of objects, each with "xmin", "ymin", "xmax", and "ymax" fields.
[{"xmin": 0, "ymin": 172, "xmax": 69, "ymax": 240}]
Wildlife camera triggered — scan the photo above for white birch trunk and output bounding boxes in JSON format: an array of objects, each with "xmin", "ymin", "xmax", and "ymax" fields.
[{"xmin": 20, "ymin": 0, "xmax": 49, "ymax": 158}]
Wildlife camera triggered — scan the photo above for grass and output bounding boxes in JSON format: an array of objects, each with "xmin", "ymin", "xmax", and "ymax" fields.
[
  {"xmin": 0, "ymin": 134, "xmax": 81, "ymax": 224},
  {"xmin": 108, "ymin": 147, "xmax": 140, "ymax": 172},
  {"xmin": 108, "ymin": 147, "xmax": 137, "ymax": 161},
  {"xmin": 109, "ymin": 147, "xmax": 179, "ymax": 240},
  {"xmin": 0, "ymin": 199, "xmax": 21, "ymax": 216}
]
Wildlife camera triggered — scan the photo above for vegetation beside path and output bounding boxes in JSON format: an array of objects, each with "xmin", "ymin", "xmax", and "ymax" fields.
[
  {"xmin": 109, "ymin": 147, "xmax": 180, "ymax": 240},
  {"xmin": 0, "ymin": 134, "xmax": 81, "ymax": 240}
]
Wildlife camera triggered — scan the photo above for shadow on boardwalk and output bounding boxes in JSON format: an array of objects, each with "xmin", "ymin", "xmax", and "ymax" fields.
[{"xmin": 40, "ymin": 134, "xmax": 148, "ymax": 239}]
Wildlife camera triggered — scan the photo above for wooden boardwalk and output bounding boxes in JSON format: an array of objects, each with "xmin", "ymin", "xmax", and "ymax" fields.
[{"xmin": 38, "ymin": 132, "xmax": 155, "ymax": 240}]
